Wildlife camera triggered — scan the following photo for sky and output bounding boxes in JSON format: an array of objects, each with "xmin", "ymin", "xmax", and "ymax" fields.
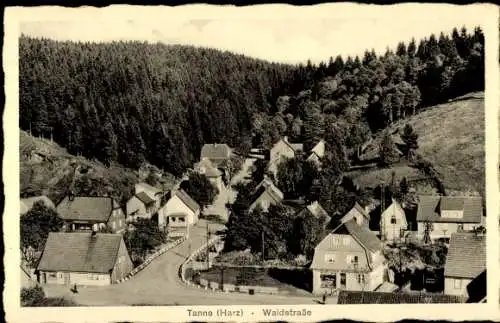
[{"xmin": 18, "ymin": 4, "xmax": 487, "ymax": 65}]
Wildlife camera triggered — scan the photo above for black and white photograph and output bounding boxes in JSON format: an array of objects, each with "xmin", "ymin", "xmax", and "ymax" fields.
[{"xmin": 4, "ymin": 3, "xmax": 499, "ymax": 322}]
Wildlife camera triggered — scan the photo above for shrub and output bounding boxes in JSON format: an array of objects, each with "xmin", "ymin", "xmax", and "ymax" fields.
[{"xmin": 21, "ymin": 285, "xmax": 45, "ymax": 306}]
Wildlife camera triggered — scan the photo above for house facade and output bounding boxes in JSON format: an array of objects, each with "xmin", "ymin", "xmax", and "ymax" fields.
[
  {"xmin": 248, "ymin": 178, "xmax": 284, "ymax": 212},
  {"xmin": 158, "ymin": 189, "xmax": 200, "ymax": 237},
  {"xmin": 268, "ymin": 137, "xmax": 303, "ymax": 178},
  {"xmin": 306, "ymin": 140, "xmax": 326, "ymax": 165},
  {"xmin": 310, "ymin": 219, "xmax": 386, "ymax": 295},
  {"xmin": 195, "ymin": 158, "xmax": 224, "ymax": 193},
  {"xmin": 135, "ymin": 182, "xmax": 163, "ymax": 210},
  {"xmin": 380, "ymin": 199, "xmax": 407, "ymax": 243},
  {"xmin": 126, "ymin": 191, "xmax": 157, "ymax": 221},
  {"xmin": 340, "ymin": 202, "xmax": 371, "ymax": 227},
  {"xmin": 444, "ymin": 232, "xmax": 486, "ymax": 298},
  {"xmin": 37, "ymin": 232, "xmax": 133, "ymax": 286},
  {"xmin": 416, "ymin": 196, "xmax": 484, "ymax": 241},
  {"xmin": 20, "ymin": 195, "xmax": 55, "ymax": 214},
  {"xmin": 56, "ymin": 195, "xmax": 126, "ymax": 234}
]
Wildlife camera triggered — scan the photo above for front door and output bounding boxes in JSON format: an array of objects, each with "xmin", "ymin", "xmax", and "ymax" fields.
[{"xmin": 340, "ymin": 273, "xmax": 346, "ymax": 289}]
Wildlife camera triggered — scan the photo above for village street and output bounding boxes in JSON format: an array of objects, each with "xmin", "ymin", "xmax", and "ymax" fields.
[{"xmin": 43, "ymin": 157, "xmax": 330, "ymax": 305}]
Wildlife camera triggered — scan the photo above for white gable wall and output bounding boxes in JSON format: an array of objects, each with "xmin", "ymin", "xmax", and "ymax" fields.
[{"xmin": 158, "ymin": 195, "xmax": 196, "ymax": 228}]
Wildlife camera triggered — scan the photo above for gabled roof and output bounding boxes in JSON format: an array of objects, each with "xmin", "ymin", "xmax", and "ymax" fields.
[
  {"xmin": 306, "ymin": 202, "xmax": 329, "ymax": 219},
  {"xmin": 56, "ymin": 196, "xmax": 119, "ymax": 222},
  {"xmin": 416, "ymin": 196, "xmax": 483, "ymax": 223},
  {"xmin": 337, "ymin": 291, "xmax": 465, "ymax": 304},
  {"xmin": 196, "ymin": 158, "xmax": 223, "ymax": 178},
  {"xmin": 20, "ymin": 195, "xmax": 55, "ymax": 214},
  {"xmin": 310, "ymin": 139, "xmax": 325, "ymax": 157},
  {"xmin": 444, "ymin": 232, "xmax": 486, "ymax": 279},
  {"xmin": 37, "ymin": 232, "xmax": 123, "ymax": 274},
  {"xmin": 135, "ymin": 191, "xmax": 156, "ymax": 206},
  {"xmin": 249, "ymin": 179, "xmax": 284, "ymax": 208},
  {"xmin": 339, "ymin": 219, "xmax": 382, "ymax": 253},
  {"xmin": 353, "ymin": 202, "xmax": 370, "ymax": 220},
  {"xmin": 136, "ymin": 182, "xmax": 161, "ymax": 195},
  {"xmin": 272, "ymin": 137, "xmax": 303, "ymax": 153},
  {"xmin": 200, "ymin": 144, "xmax": 231, "ymax": 162},
  {"xmin": 174, "ymin": 189, "xmax": 200, "ymax": 213}
]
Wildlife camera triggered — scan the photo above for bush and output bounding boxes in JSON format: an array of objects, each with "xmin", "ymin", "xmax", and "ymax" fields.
[{"xmin": 21, "ymin": 285, "xmax": 45, "ymax": 306}]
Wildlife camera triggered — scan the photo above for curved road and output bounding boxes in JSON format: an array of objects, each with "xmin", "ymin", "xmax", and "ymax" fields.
[{"xmin": 44, "ymin": 158, "xmax": 322, "ymax": 305}]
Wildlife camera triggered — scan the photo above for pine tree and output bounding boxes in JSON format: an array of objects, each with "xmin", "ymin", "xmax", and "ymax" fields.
[
  {"xmin": 400, "ymin": 124, "xmax": 419, "ymax": 160},
  {"xmin": 379, "ymin": 131, "xmax": 399, "ymax": 167}
]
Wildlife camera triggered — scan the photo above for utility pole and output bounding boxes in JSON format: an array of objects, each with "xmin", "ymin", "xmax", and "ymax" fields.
[
  {"xmin": 206, "ymin": 221, "xmax": 210, "ymax": 270},
  {"xmin": 381, "ymin": 183, "xmax": 385, "ymax": 241}
]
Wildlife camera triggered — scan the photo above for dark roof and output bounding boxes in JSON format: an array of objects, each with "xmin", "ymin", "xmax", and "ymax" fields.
[
  {"xmin": 466, "ymin": 270, "xmax": 487, "ymax": 303},
  {"xmin": 353, "ymin": 202, "xmax": 370, "ymax": 220},
  {"xmin": 416, "ymin": 196, "xmax": 483, "ymax": 223},
  {"xmin": 249, "ymin": 180, "xmax": 284, "ymax": 208},
  {"xmin": 200, "ymin": 144, "xmax": 231, "ymax": 163},
  {"xmin": 56, "ymin": 196, "xmax": 119, "ymax": 222},
  {"xmin": 337, "ymin": 219, "xmax": 382, "ymax": 253},
  {"xmin": 196, "ymin": 158, "xmax": 223, "ymax": 178},
  {"xmin": 37, "ymin": 232, "xmax": 123, "ymax": 273},
  {"xmin": 337, "ymin": 291, "xmax": 465, "ymax": 304},
  {"xmin": 175, "ymin": 189, "xmax": 200, "ymax": 213},
  {"xmin": 135, "ymin": 182, "xmax": 162, "ymax": 195},
  {"xmin": 444, "ymin": 232, "xmax": 486, "ymax": 279},
  {"xmin": 135, "ymin": 191, "xmax": 156, "ymax": 206}
]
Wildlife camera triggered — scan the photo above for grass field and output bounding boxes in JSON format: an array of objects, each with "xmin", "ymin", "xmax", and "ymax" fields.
[{"xmin": 353, "ymin": 92, "xmax": 484, "ymax": 196}]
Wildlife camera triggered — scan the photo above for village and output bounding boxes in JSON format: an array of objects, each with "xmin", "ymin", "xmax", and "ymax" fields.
[{"xmin": 20, "ymin": 132, "xmax": 487, "ymax": 305}]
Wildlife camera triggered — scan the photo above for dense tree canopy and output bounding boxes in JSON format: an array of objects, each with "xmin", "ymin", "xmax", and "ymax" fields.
[{"xmin": 179, "ymin": 172, "xmax": 219, "ymax": 210}]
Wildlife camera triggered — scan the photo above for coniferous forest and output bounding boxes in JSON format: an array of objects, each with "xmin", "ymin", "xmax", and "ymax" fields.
[{"xmin": 19, "ymin": 26, "xmax": 484, "ymax": 176}]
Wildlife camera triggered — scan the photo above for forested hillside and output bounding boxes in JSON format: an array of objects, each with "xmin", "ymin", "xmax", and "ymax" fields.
[{"xmin": 19, "ymin": 26, "xmax": 484, "ymax": 176}]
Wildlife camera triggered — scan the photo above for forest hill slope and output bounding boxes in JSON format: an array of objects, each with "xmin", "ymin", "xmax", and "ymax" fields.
[
  {"xmin": 349, "ymin": 92, "xmax": 484, "ymax": 197},
  {"xmin": 20, "ymin": 130, "xmax": 175, "ymax": 205}
]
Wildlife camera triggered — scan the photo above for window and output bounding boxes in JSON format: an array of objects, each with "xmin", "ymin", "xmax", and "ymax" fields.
[
  {"xmin": 179, "ymin": 217, "xmax": 186, "ymax": 223},
  {"xmin": 320, "ymin": 274, "xmax": 336, "ymax": 288},
  {"xmin": 454, "ymin": 279, "xmax": 462, "ymax": 289},
  {"xmin": 324, "ymin": 254, "xmax": 336, "ymax": 263},
  {"xmin": 357, "ymin": 274, "xmax": 365, "ymax": 284},
  {"xmin": 457, "ymin": 224, "xmax": 464, "ymax": 231},
  {"xmin": 57, "ymin": 272, "xmax": 63, "ymax": 279},
  {"xmin": 49, "ymin": 273, "xmax": 57, "ymax": 278},
  {"xmin": 391, "ymin": 216, "xmax": 397, "ymax": 224}
]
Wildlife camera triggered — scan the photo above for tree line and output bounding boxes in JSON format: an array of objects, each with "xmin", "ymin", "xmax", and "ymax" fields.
[{"xmin": 19, "ymin": 26, "xmax": 483, "ymax": 176}]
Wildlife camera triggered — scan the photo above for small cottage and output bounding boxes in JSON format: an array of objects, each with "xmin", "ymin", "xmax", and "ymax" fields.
[
  {"xmin": 134, "ymin": 182, "xmax": 164, "ymax": 210},
  {"xmin": 126, "ymin": 191, "xmax": 157, "ymax": 221},
  {"xmin": 20, "ymin": 195, "xmax": 55, "ymax": 214},
  {"xmin": 158, "ymin": 189, "xmax": 200, "ymax": 237},
  {"xmin": 340, "ymin": 202, "xmax": 371, "ymax": 227},
  {"xmin": 36, "ymin": 232, "xmax": 133, "ymax": 286},
  {"xmin": 310, "ymin": 219, "xmax": 386, "ymax": 295},
  {"xmin": 56, "ymin": 195, "xmax": 126, "ymax": 234},
  {"xmin": 296, "ymin": 201, "xmax": 331, "ymax": 228},
  {"xmin": 380, "ymin": 199, "xmax": 407, "ymax": 243},
  {"xmin": 248, "ymin": 178, "xmax": 284, "ymax": 212},
  {"xmin": 268, "ymin": 136, "xmax": 304, "ymax": 177},
  {"xmin": 444, "ymin": 232, "xmax": 486, "ymax": 298},
  {"xmin": 306, "ymin": 140, "xmax": 326, "ymax": 165},
  {"xmin": 195, "ymin": 158, "xmax": 224, "ymax": 193},
  {"xmin": 200, "ymin": 143, "xmax": 232, "ymax": 168},
  {"xmin": 416, "ymin": 196, "xmax": 484, "ymax": 241}
]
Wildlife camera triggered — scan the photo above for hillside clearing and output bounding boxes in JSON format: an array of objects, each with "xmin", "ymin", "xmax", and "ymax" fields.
[{"xmin": 352, "ymin": 92, "xmax": 484, "ymax": 196}]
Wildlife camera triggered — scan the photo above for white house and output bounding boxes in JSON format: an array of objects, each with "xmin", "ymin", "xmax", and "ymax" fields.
[
  {"xmin": 380, "ymin": 199, "xmax": 407, "ymax": 243},
  {"xmin": 340, "ymin": 202, "xmax": 371, "ymax": 227},
  {"xmin": 158, "ymin": 189, "xmax": 200, "ymax": 237},
  {"xmin": 310, "ymin": 219, "xmax": 386, "ymax": 295},
  {"xmin": 444, "ymin": 232, "xmax": 486, "ymax": 298}
]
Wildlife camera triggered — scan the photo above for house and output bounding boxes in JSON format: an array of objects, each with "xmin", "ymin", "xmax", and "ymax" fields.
[
  {"xmin": 337, "ymin": 290, "xmax": 465, "ymax": 304},
  {"xmin": 134, "ymin": 182, "xmax": 163, "ymax": 209},
  {"xmin": 306, "ymin": 140, "xmax": 326, "ymax": 165},
  {"xmin": 56, "ymin": 195, "xmax": 126, "ymax": 234},
  {"xmin": 416, "ymin": 196, "xmax": 484, "ymax": 241},
  {"xmin": 340, "ymin": 202, "xmax": 371, "ymax": 227},
  {"xmin": 444, "ymin": 232, "xmax": 486, "ymax": 298},
  {"xmin": 158, "ymin": 189, "xmax": 201, "ymax": 237},
  {"xmin": 200, "ymin": 143, "xmax": 232, "ymax": 168},
  {"xmin": 20, "ymin": 195, "xmax": 55, "ymax": 214},
  {"xmin": 248, "ymin": 178, "xmax": 284, "ymax": 212},
  {"xmin": 36, "ymin": 232, "xmax": 133, "ymax": 286},
  {"xmin": 310, "ymin": 219, "xmax": 386, "ymax": 295},
  {"xmin": 268, "ymin": 136, "xmax": 304, "ymax": 177},
  {"xmin": 126, "ymin": 191, "xmax": 157, "ymax": 221},
  {"xmin": 194, "ymin": 158, "xmax": 224, "ymax": 192},
  {"xmin": 380, "ymin": 199, "xmax": 407, "ymax": 243}
]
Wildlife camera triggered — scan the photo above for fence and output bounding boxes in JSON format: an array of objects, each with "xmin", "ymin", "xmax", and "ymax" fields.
[{"xmin": 115, "ymin": 237, "xmax": 186, "ymax": 284}]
